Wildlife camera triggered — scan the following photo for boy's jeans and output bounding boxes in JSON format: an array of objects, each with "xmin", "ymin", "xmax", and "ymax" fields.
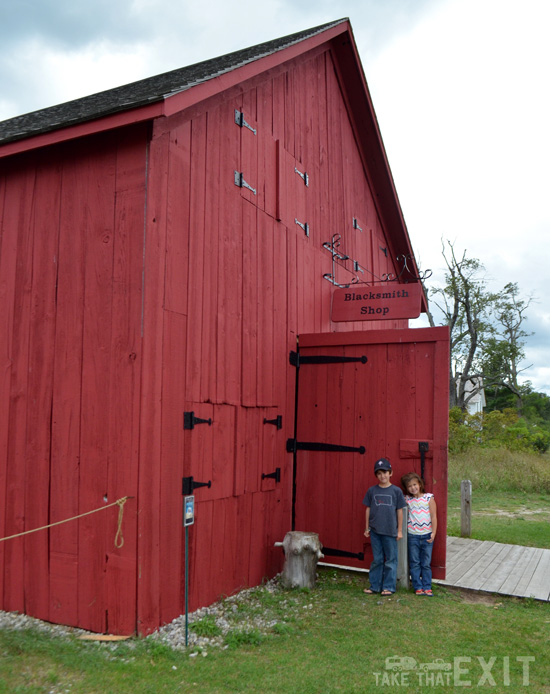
[
  {"xmin": 407, "ymin": 533, "xmax": 433, "ymax": 591},
  {"xmin": 369, "ymin": 530, "xmax": 398, "ymax": 592}
]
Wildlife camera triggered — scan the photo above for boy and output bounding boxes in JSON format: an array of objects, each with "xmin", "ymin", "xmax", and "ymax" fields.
[{"xmin": 363, "ymin": 458, "xmax": 406, "ymax": 595}]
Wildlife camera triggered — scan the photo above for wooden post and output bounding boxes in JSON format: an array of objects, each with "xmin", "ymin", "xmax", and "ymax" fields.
[
  {"xmin": 461, "ymin": 480, "xmax": 472, "ymax": 537},
  {"xmin": 397, "ymin": 508, "xmax": 409, "ymax": 589}
]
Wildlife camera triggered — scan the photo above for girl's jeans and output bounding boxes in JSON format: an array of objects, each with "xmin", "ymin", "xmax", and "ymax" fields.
[
  {"xmin": 407, "ymin": 533, "xmax": 433, "ymax": 591},
  {"xmin": 369, "ymin": 530, "xmax": 398, "ymax": 592}
]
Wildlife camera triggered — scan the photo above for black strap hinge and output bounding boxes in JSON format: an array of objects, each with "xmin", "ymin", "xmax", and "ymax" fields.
[
  {"xmin": 262, "ymin": 467, "xmax": 281, "ymax": 483},
  {"xmin": 286, "ymin": 439, "xmax": 365, "ymax": 455},
  {"xmin": 419, "ymin": 441, "xmax": 429, "ymax": 479},
  {"xmin": 322, "ymin": 547, "xmax": 365, "ymax": 561},
  {"xmin": 289, "ymin": 351, "xmax": 367, "ymax": 368},
  {"xmin": 264, "ymin": 415, "xmax": 282, "ymax": 429},
  {"xmin": 182, "ymin": 476, "xmax": 212, "ymax": 495},
  {"xmin": 184, "ymin": 411, "xmax": 212, "ymax": 430}
]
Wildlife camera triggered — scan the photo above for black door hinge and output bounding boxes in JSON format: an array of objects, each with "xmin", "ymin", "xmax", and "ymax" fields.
[
  {"xmin": 286, "ymin": 439, "xmax": 365, "ymax": 455},
  {"xmin": 262, "ymin": 467, "xmax": 281, "ymax": 483},
  {"xmin": 184, "ymin": 411, "xmax": 212, "ymax": 430},
  {"xmin": 182, "ymin": 476, "xmax": 212, "ymax": 495},
  {"xmin": 264, "ymin": 415, "xmax": 282, "ymax": 429},
  {"xmin": 322, "ymin": 547, "xmax": 365, "ymax": 561},
  {"xmin": 289, "ymin": 351, "xmax": 367, "ymax": 368}
]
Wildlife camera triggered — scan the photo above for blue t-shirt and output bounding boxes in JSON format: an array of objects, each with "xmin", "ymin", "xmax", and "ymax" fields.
[{"xmin": 363, "ymin": 484, "xmax": 406, "ymax": 537}]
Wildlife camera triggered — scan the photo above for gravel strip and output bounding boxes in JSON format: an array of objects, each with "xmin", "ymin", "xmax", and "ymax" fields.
[{"xmin": 0, "ymin": 574, "xmax": 306, "ymax": 655}]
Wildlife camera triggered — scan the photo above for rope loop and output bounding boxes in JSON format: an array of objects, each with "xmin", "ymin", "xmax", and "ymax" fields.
[
  {"xmin": 114, "ymin": 497, "xmax": 128, "ymax": 549},
  {"xmin": 0, "ymin": 496, "xmax": 133, "ymax": 548}
]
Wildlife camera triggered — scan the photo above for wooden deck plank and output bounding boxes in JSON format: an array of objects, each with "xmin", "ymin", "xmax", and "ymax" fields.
[
  {"xmin": 437, "ymin": 538, "xmax": 550, "ymax": 602},
  {"xmin": 453, "ymin": 543, "xmax": 508, "ymax": 590},
  {"xmin": 510, "ymin": 548, "xmax": 544, "ymax": 597},
  {"xmin": 441, "ymin": 539, "xmax": 491, "ymax": 583},
  {"xmin": 498, "ymin": 546, "xmax": 539, "ymax": 596},
  {"xmin": 480, "ymin": 544, "xmax": 531, "ymax": 593},
  {"xmin": 523, "ymin": 549, "xmax": 550, "ymax": 601}
]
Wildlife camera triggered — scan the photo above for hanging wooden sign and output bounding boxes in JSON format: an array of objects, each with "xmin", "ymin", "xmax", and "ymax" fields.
[{"xmin": 331, "ymin": 283, "xmax": 422, "ymax": 322}]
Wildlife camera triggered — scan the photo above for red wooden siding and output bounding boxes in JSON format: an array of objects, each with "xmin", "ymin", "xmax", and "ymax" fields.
[
  {"xmin": 0, "ymin": 126, "xmax": 147, "ymax": 632},
  {"xmin": 0, "ymin": 40, "xmax": 443, "ymax": 635}
]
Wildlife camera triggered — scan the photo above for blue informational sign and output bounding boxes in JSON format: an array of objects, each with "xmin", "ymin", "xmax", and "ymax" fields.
[{"xmin": 184, "ymin": 495, "xmax": 195, "ymax": 526}]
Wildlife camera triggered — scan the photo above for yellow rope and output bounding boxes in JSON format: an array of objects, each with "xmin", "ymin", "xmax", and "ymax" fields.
[{"xmin": 0, "ymin": 496, "xmax": 132, "ymax": 548}]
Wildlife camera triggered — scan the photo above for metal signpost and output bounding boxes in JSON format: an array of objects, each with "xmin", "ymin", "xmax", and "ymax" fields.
[{"xmin": 183, "ymin": 494, "xmax": 195, "ymax": 646}]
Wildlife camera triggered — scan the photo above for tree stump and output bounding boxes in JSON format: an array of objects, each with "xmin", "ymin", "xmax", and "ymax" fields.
[{"xmin": 274, "ymin": 531, "xmax": 324, "ymax": 589}]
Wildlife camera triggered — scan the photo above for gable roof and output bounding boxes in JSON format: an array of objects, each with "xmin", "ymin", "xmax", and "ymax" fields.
[
  {"xmin": 0, "ymin": 18, "xmax": 427, "ymax": 303},
  {"xmin": 0, "ymin": 19, "xmax": 347, "ymax": 146}
]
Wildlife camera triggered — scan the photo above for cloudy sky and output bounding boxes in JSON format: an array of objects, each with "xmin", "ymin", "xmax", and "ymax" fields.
[{"xmin": 1, "ymin": 0, "xmax": 548, "ymax": 393}]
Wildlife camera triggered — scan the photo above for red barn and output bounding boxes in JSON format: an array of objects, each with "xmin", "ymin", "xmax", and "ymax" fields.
[{"xmin": 0, "ymin": 19, "xmax": 449, "ymax": 635}]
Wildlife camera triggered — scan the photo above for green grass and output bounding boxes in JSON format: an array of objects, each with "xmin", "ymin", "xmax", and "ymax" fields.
[
  {"xmin": 448, "ymin": 447, "xmax": 550, "ymax": 493},
  {"xmin": 0, "ymin": 570, "xmax": 549, "ymax": 693},
  {"xmin": 447, "ymin": 489, "xmax": 550, "ymax": 548},
  {"xmin": 1, "ymin": 446, "xmax": 549, "ymax": 693},
  {"xmin": 447, "ymin": 447, "xmax": 550, "ymax": 548}
]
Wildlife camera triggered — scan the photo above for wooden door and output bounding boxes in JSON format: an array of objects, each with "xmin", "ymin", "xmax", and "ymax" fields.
[{"xmin": 291, "ymin": 327, "xmax": 449, "ymax": 578}]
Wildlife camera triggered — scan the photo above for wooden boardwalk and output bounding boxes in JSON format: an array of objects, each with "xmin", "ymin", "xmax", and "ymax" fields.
[{"xmin": 436, "ymin": 537, "xmax": 550, "ymax": 601}]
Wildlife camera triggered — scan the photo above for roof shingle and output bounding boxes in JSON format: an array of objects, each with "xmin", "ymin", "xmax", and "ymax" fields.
[{"xmin": 0, "ymin": 19, "xmax": 347, "ymax": 146}]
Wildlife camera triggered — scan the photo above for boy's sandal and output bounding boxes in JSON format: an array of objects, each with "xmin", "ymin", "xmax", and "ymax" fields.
[
  {"xmin": 381, "ymin": 590, "xmax": 394, "ymax": 596},
  {"xmin": 363, "ymin": 588, "xmax": 377, "ymax": 594},
  {"xmin": 415, "ymin": 589, "xmax": 424, "ymax": 595},
  {"xmin": 423, "ymin": 589, "xmax": 433, "ymax": 596}
]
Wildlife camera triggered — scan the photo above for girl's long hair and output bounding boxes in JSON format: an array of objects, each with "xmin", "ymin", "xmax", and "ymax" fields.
[{"xmin": 400, "ymin": 472, "xmax": 425, "ymax": 495}]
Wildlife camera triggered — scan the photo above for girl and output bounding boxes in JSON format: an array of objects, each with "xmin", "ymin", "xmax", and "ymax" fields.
[{"xmin": 400, "ymin": 472, "xmax": 437, "ymax": 596}]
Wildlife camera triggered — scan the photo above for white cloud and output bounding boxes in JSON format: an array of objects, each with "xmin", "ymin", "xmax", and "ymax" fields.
[{"xmin": 0, "ymin": 0, "xmax": 548, "ymax": 392}]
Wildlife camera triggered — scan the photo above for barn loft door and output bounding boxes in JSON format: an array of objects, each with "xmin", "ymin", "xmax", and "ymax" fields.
[{"xmin": 291, "ymin": 327, "xmax": 449, "ymax": 578}]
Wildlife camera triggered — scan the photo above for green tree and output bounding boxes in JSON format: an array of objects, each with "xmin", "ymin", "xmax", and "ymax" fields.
[
  {"xmin": 481, "ymin": 282, "xmax": 534, "ymax": 412},
  {"xmin": 429, "ymin": 241, "xmax": 496, "ymax": 409}
]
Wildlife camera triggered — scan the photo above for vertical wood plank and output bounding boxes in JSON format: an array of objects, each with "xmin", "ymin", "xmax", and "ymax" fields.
[
  {"xmin": 137, "ymin": 131, "xmax": 170, "ymax": 635},
  {"xmin": 24, "ymin": 154, "xmax": 61, "ymax": 621},
  {"xmin": 3, "ymin": 165, "xmax": 36, "ymax": 613},
  {"xmin": 257, "ymin": 210, "xmax": 274, "ymax": 406},
  {"xmin": 49, "ymin": 145, "xmax": 86, "ymax": 627},
  {"xmin": 165, "ymin": 121, "xmax": 191, "ymax": 315},
  {"xmin": 104, "ymin": 127, "xmax": 147, "ymax": 634},
  {"xmin": 0, "ymin": 166, "xmax": 11, "ymax": 602},
  {"xmin": 185, "ymin": 115, "xmax": 207, "ymax": 403},
  {"xmin": 0, "ymin": 164, "xmax": 34, "ymax": 612},
  {"xmin": 241, "ymin": 200, "xmax": 258, "ymax": 407},
  {"xmin": 159, "ymin": 311, "xmax": 187, "ymax": 626},
  {"xmin": 201, "ymin": 108, "xmax": 221, "ymax": 401},
  {"xmin": 216, "ymin": 104, "xmax": 242, "ymax": 405},
  {"xmin": 77, "ymin": 138, "xmax": 117, "ymax": 633}
]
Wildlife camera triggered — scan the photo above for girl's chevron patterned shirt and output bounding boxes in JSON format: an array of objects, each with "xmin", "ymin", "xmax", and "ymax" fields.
[{"xmin": 405, "ymin": 493, "xmax": 434, "ymax": 535}]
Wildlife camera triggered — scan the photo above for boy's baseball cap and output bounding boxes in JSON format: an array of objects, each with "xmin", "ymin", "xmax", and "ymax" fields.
[{"xmin": 374, "ymin": 458, "xmax": 392, "ymax": 473}]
